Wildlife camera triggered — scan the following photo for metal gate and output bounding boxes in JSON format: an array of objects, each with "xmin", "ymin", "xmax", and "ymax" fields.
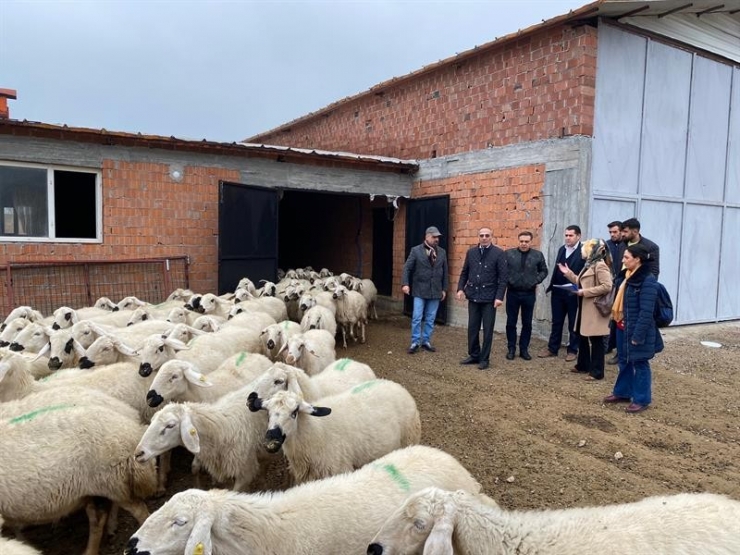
[{"xmin": 218, "ymin": 181, "xmax": 279, "ymax": 295}]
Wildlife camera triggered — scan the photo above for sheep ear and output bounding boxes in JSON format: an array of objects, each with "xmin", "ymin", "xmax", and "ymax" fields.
[
  {"xmin": 113, "ymin": 339, "xmax": 138, "ymax": 356},
  {"xmin": 185, "ymin": 514, "xmax": 213, "ymax": 555},
  {"xmin": 183, "ymin": 365, "xmax": 212, "ymax": 387},
  {"xmin": 179, "ymin": 410, "xmax": 201, "ymax": 453},
  {"xmin": 164, "ymin": 337, "xmax": 190, "ymax": 351},
  {"xmin": 35, "ymin": 342, "xmax": 51, "ymax": 360},
  {"xmin": 423, "ymin": 502, "xmax": 456, "ymax": 555},
  {"xmin": 300, "ymin": 399, "xmax": 330, "ymax": 417},
  {"xmin": 73, "ymin": 339, "xmax": 87, "ymax": 357}
]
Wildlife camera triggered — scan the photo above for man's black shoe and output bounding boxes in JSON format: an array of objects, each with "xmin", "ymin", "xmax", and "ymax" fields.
[
  {"xmin": 478, "ymin": 360, "xmax": 490, "ymax": 370},
  {"xmin": 407, "ymin": 343, "xmax": 420, "ymax": 354},
  {"xmin": 421, "ymin": 343, "xmax": 436, "ymax": 352},
  {"xmin": 460, "ymin": 356, "xmax": 479, "ymax": 365},
  {"xmin": 520, "ymin": 350, "xmax": 532, "ymax": 361},
  {"xmin": 506, "ymin": 349, "xmax": 515, "ymax": 360}
]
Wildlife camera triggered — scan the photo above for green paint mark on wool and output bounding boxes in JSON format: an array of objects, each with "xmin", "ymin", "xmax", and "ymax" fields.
[
  {"xmin": 9, "ymin": 404, "xmax": 74, "ymax": 424},
  {"xmin": 335, "ymin": 358, "xmax": 351, "ymax": 371},
  {"xmin": 351, "ymin": 380, "xmax": 378, "ymax": 394},
  {"xmin": 378, "ymin": 463, "xmax": 410, "ymax": 491},
  {"xmin": 235, "ymin": 352, "xmax": 247, "ymax": 366},
  {"xmin": 283, "ymin": 321, "xmax": 290, "ymax": 330}
]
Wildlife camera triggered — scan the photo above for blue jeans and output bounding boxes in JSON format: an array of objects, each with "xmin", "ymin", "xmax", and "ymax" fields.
[
  {"xmin": 612, "ymin": 327, "xmax": 652, "ymax": 405},
  {"xmin": 411, "ymin": 297, "xmax": 440, "ymax": 346}
]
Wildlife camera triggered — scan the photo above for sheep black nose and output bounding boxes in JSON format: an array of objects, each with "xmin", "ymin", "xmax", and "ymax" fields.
[
  {"xmin": 52, "ymin": 322, "xmax": 61, "ymax": 330},
  {"xmin": 125, "ymin": 537, "xmax": 149, "ymax": 555},
  {"xmin": 267, "ymin": 339, "xmax": 275, "ymax": 350},
  {"xmin": 79, "ymin": 357, "xmax": 95, "ymax": 369},
  {"xmin": 367, "ymin": 543, "xmax": 384, "ymax": 555},
  {"xmin": 146, "ymin": 390, "xmax": 164, "ymax": 407},
  {"xmin": 48, "ymin": 357, "xmax": 62, "ymax": 370},
  {"xmin": 9, "ymin": 342, "xmax": 24, "ymax": 351},
  {"xmin": 139, "ymin": 363, "xmax": 153, "ymax": 377},
  {"xmin": 0, "ymin": 340, "xmax": 9, "ymax": 347}
]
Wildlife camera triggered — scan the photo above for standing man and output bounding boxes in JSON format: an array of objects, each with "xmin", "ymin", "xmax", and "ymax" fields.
[
  {"xmin": 402, "ymin": 226, "xmax": 448, "ymax": 354},
  {"xmin": 621, "ymin": 218, "xmax": 660, "ymax": 277},
  {"xmin": 504, "ymin": 231, "xmax": 548, "ymax": 361},
  {"xmin": 456, "ymin": 227, "xmax": 508, "ymax": 370},
  {"xmin": 605, "ymin": 220, "xmax": 626, "ymax": 362},
  {"xmin": 539, "ymin": 225, "xmax": 585, "ymax": 362}
]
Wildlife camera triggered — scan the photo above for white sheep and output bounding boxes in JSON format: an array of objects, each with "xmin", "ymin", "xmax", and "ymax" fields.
[
  {"xmin": 256, "ymin": 279, "xmax": 277, "ymax": 297},
  {"xmin": 349, "ymin": 276, "xmax": 379, "ymax": 319},
  {"xmin": 6, "ymin": 322, "xmax": 53, "ymax": 354},
  {"xmin": 0, "ymin": 317, "xmax": 32, "ymax": 347},
  {"xmin": 166, "ymin": 288, "xmax": 195, "ymax": 303},
  {"xmin": 1, "ymin": 405, "xmax": 157, "ymax": 555},
  {"xmin": 145, "ymin": 354, "xmax": 272, "ymax": 408},
  {"xmin": 1, "ymin": 306, "xmax": 45, "ymax": 330},
  {"xmin": 227, "ymin": 297, "xmax": 287, "ymax": 326},
  {"xmin": 39, "ymin": 327, "xmax": 87, "ymax": 371},
  {"xmin": 259, "ymin": 321, "xmax": 302, "ymax": 361},
  {"xmin": 250, "ymin": 378, "xmax": 421, "ymax": 484},
  {"xmin": 49, "ymin": 305, "xmax": 113, "ymax": 330},
  {"xmin": 186, "ymin": 292, "xmax": 234, "ymax": 319},
  {"xmin": 191, "ymin": 314, "xmax": 226, "ymax": 332},
  {"xmin": 125, "ymin": 444, "xmax": 481, "ymax": 555},
  {"xmin": 298, "ymin": 290, "xmax": 337, "ymax": 315},
  {"xmin": 93, "ymin": 296, "xmax": 118, "ymax": 311},
  {"xmin": 332, "ymin": 284, "xmax": 368, "ymax": 348},
  {"xmin": 368, "ymin": 488, "xmax": 740, "ymax": 555},
  {"xmin": 78, "ymin": 319, "xmax": 174, "ymax": 368},
  {"xmin": 134, "ymin": 384, "xmax": 269, "ymax": 491},
  {"xmin": 0, "ymin": 515, "xmax": 42, "ymax": 555},
  {"xmin": 279, "ymin": 329, "xmax": 336, "ymax": 376},
  {"xmin": 247, "ymin": 359, "xmax": 376, "ymax": 406},
  {"xmin": 300, "ymin": 304, "xmax": 337, "ymax": 337},
  {"xmin": 0, "ymin": 352, "xmax": 52, "ymax": 401},
  {"xmin": 164, "ymin": 306, "xmax": 200, "ymax": 326}
]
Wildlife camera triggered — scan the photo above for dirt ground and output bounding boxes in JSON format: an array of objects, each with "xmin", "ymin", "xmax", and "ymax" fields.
[{"xmin": 7, "ymin": 313, "xmax": 740, "ymax": 554}]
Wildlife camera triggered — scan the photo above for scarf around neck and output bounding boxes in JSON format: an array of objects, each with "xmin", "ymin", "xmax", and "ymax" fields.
[
  {"xmin": 612, "ymin": 268, "xmax": 634, "ymax": 323},
  {"xmin": 424, "ymin": 241, "xmax": 437, "ymax": 265}
]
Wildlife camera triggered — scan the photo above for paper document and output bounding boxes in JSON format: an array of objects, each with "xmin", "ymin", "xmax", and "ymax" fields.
[{"xmin": 553, "ymin": 283, "xmax": 578, "ymax": 293}]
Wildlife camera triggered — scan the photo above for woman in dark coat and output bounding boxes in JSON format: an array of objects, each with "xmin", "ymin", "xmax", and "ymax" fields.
[{"xmin": 604, "ymin": 243, "xmax": 664, "ymax": 413}]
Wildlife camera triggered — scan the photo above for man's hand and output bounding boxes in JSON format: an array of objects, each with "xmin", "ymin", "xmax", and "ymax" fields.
[
  {"xmin": 493, "ymin": 299, "xmax": 503, "ymax": 308},
  {"xmin": 401, "ymin": 285, "xmax": 410, "ymax": 295},
  {"xmin": 456, "ymin": 290, "xmax": 465, "ymax": 301},
  {"xmin": 441, "ymin": 291, "xmax": 447, "ymax": 301}
]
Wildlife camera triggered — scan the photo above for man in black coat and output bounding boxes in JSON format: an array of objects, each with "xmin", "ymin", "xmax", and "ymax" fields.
[
  {"xmin": 605, "ymin": 220, "xmax": 626, "ymax": 359},
  {"xmin": 539, "ymin": 225, "xmax": 585, "ymax": 361},
  {"xmin": 402, "ymin": 226, "xmax": 448, "ymax": 354},
  {"xmin": 621, "ymin": 218, "xmax": 660, "ymax": 278},
  {"xmin": 504, "ymin": 231, "xmax": 548, "ymax": 361},
  {"xmin": 455, "ymin": 227, "xmax": 508, "ymax": 370}
]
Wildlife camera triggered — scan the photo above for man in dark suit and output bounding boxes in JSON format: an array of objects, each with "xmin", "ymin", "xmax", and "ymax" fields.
[
  {"xmin": 539, "ymin": 225, "xmax": 585, "ymax": 361},
  {"xmin": 605, "ymin": 220, "xmax": 626, "ymax": 360},
  {"xmin": 455, "ymin": 227, "xmax": 508, "ymax": 370},
  {"xmin": 402, "ymin": 226, "xmax": 448, "ymax": 354},
  {"xmin": 621, "ymin": 218, "xmax": 660, "ymax": 277}
]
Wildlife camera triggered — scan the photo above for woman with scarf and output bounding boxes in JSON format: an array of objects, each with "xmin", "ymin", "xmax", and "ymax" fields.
[
  {"xmin": 604, "ymin": 243, "xmax": 664, "ymax": 413},
  {"xmin": 557, "ymin": 238, "xmax": 613, "ymax": 380}
]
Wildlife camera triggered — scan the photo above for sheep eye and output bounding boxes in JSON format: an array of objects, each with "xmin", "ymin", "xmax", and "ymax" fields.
[
  {"xmin": 291, "ymin": 408, "xmax": 299, "ymax": 419},
  {"xmin": 173, "ymin": 517, "xmax": 187, "ymax": 527},
  {"xmin": 413, "ymin": 519, "xmax": 426, "ymax": 531},
  {"xmin": 165, "ymin": 422, "xmax": 176, "ymax": 430},
  {"xmin": 158, "ymin": 346, "xmax": 165, "ymax": 352},
  {"xmin": 274, "ymin": 379, "xmax": 285, "ymax": 386}
]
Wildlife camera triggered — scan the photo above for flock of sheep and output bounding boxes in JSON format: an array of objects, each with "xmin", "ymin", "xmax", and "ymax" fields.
[{"xmin": 1, "ymin": 266, "xmax": 739, "ymax": 554}]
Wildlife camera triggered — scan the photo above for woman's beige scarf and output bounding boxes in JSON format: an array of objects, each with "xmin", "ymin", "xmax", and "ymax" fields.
[{"xmin": 612, "ymin": 268, "xmax": 634, "ymax": 323}]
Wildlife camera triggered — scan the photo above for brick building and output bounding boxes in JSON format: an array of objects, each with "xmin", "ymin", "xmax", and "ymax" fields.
[{"xmin": 249, "ymin": 0, "xmax": 740, "ymax": 329}]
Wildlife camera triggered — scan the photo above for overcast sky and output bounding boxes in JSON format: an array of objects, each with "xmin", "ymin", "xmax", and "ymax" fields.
[{"xmin": 2, "ymin": 0, "xmax": 587, "ymax": 143}]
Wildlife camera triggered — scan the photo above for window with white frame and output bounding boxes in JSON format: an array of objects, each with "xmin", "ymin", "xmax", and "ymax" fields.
[{"xmin": 0, "ymin": 162, "xmax": 101, "ymax": 242}]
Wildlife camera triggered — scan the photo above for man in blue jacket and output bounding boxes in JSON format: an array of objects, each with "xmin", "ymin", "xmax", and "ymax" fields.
[
  {"xmin": 456, "ymin": 227, "xmax": 508, "ymax": 370},
  {"xmin": 402, "ymin": 226, "xmax": 448, "ymax": 354}
]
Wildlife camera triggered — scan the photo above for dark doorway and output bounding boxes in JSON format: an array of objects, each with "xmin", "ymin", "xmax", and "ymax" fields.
[
  {"xmin": 403, "ymin": 195, "xmax": 450, "ymax": 323},
  {"xmin": 218, "ymin": 182, "xmax": 279, "ymax": 294},
  {"xmin": 372, "ymin": 207, "xmax": 394, "ymax": 295}
]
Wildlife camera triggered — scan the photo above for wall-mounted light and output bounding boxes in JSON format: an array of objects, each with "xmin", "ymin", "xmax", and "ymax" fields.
[{"xmin": 169, "ymin": 165, "xmax": 184, "ymax": 182}]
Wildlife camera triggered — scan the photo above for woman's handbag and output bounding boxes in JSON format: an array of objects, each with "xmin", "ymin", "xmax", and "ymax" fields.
[{"xmin": 593, "ymin": 267, "xmax": 615, "ymax": 318}]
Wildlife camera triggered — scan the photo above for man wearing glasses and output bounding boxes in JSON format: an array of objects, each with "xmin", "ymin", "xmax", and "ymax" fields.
[{"xmin": 456, "ymin": 227, "xmax": 508, "ymax": 370}]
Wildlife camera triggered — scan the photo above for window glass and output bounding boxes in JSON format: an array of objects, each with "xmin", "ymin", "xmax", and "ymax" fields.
[{"xmin": 0, "ymin": 165, "xmax": 48, "ymax": 237}]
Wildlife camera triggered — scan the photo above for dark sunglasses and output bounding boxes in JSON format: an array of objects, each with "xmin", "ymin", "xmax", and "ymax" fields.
[{"xmin": 479, "ymin": 234, "xmax": 490, "ymax": 237}]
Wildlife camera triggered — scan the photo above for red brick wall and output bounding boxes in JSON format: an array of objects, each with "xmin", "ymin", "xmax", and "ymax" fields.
[
  {"xmin": 254, "ymin": 24, "xmax": 597, "ymax": 159},
  {"xmin": 0, "ymin": 160, "xmax": 241, "ymax": 296},
  {"xmin": 393, "ymin": 164, "xmax": 546, "ymax": 299}
]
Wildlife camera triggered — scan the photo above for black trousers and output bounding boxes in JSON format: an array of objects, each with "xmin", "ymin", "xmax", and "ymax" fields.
[
  {"xmin": 547, "ymin": 291, "xmax": 579, "ymax": 354},
  {"xmin": 467, "ymin": 301, "xmax": 497, "ymax": 363},
  {"xmin": 575, "ymin": 335, "xmax": 606, "ymax": 379},
  {"xmin": 505, "ymin": 290, "xmax": 536, "ymax": 352}
]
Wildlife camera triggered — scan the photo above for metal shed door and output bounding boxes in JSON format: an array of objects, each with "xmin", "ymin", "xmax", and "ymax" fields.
[
  {"xmin": 403, "ymin": 195, "xmax": 450, "ymax": 324},
  {"xmin": 218, "ymin": 181, "xmax": 279, "ymax": 295}
]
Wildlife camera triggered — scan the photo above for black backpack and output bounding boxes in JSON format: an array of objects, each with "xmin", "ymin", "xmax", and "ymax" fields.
[{"xmin": 654, "ymin": 281, "xmax": 674, "ymax": 328}]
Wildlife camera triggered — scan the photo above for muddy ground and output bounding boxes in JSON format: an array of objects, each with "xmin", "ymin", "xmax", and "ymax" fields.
[{"xmin": 7, "ymin": 313, "xmax": 740, "ymax": 554}]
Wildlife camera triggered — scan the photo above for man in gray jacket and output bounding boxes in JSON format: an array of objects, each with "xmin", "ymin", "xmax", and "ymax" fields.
[
  {"xmin": 402, "ymin": 226, "xmax": 448, "ymax": 354},
  {"xmin": 505, "ymin": 231, "xmax": 548, "ymax": 361}
]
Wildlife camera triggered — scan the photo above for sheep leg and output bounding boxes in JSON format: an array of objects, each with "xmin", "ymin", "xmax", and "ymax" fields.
[
  {"xmin": 156, "ymin": 451, "xmax": 171, "ymax": 494},
  {"xmin": 372, "ymin": 302, "xmax": 378, "ymax": 320},
  {"xmin": 105, "ymin": 503, "xmax": 120, "ymax": 536},
  {"xmin": 84, "ymin": 497, "xmax": 111, "ymax": 555},
  {"xmin": 119, "ymin": 499, "xmax": 150, "ymax": 525},
  {"xmin": 341, "ymin": 324, "xmax": 348, "ymax": 349},
  {"xmin": 360, "ymin": 321, "xmax": 366, "ymax": 344},
  {"xmin": 192, "ymin": 456, "xmax": 203, "ymax": 489}
]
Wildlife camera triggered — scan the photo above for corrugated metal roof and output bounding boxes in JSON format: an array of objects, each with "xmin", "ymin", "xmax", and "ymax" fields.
[
  {"xmin": 246, "ymin": 0, "xmax": 740, "ymax": 142},
  {"xmin": 0, "ymin": 119, "xmax": 419, "ymax": 171}
]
